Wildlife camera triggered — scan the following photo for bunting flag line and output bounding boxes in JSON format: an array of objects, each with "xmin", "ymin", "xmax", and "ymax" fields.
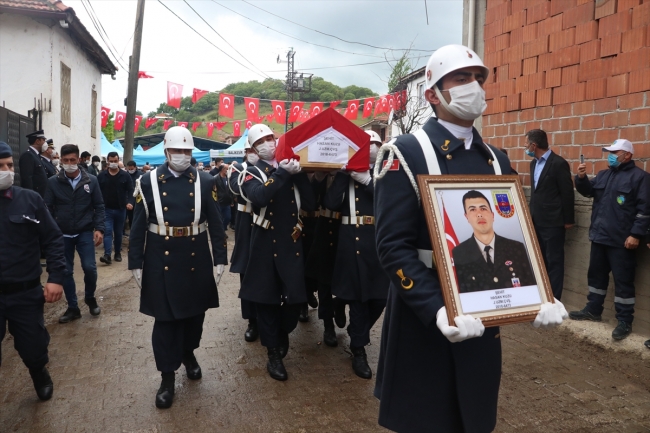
[
  {"xmin": 134, "ymin": 115, "xmax": 143, "ymax": 132},
  {"xmin": 272, "ymin": 100, "xmax": 286, "ymax": 125},
  {"xmin": 145, "ymin": 117, "xmax": 158, "ymax": 129},
  {"xmin": 138, "ymin": 71, "xmax": 154, "ymax": 79},
  {"xmin": 163, "ymin": 119, "xmax": 173, "ymax": 130},
  {"xmin": 192, "ymin": 88, "xmax": 209, "ymax": 104},
  {"xmin": 206, "ymin": 122, "xmax": 215, "ymax": 137},
  {"xmin": 192, "ymin": 122, "xmax": 201, "ymax": 132},
  {"xmin": 310, "ymin": 102, "xmax": 323, "ymax": 117},
  {"xmin": 345, "ymin": 99, "xmax": 360, "ymax": 120},
  {"xmin": 215, "ymin": 122, "xmax": 227, "ymax": 130},
  {"xmin": 362, "ymin": 98, "xmax": 374, "ymax": 118},
  {"xmin": 244, "ymin": 97, "xmax": 260, "ymax": 121},
  {"xmin": 167, "ymin": 82, "xmax": 183, "ymax": 109},
  {"xmin": 288, "ymin": 101, "xmax": 304, "ymax": 123},
  {"xmin": 329, "ymin": 100, "xmax": 341, "ymax": 109},
  {"xmin": 233, "ymin": 121, "xmax": 241, "ymax": 136},
  {"xmin": 100, "ymin": 106, "xmax": 110, "ymax": 127},
  {"xmin": 114, "ymin": 111, "xmax": 126, "ymax": 131},
  {"xmin": 219, "ymin": 93, "xmax": 235, "ymax": 118},
  {"xmin": 178, "ymin": 122, "xmax": 189, "ymax": 128}
]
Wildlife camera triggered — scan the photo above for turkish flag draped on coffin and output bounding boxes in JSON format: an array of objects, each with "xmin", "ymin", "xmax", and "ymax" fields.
[
  {"xmin": 114, "ymin": 111, "xmax": 126, "ymax": 131},
  {"xmin": 244, "ymin": 97, "xmax": 260, "ymax": 121},
  {"xmin": 271, "ymin": 100, "xmax": 286, "ymax": 125},
  {"xmin": 219, "ymin": 93, "xmax": 235, "ymax": 118},
  {"xmin": 192, "ymin": 88, "xmax": 209, "ymax": 104},
  {"xmin": 100, "ymin": 107, "xmax": 110, "ymax": 127},
  {"xmin": 167, "ymin": 82, "xmax": 183, "ymax": 109}
]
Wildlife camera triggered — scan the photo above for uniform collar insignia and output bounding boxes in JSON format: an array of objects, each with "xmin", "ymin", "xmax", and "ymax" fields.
[{"xmin": 429, "ymin": 118, "xmax": 465, "ymax": 154}]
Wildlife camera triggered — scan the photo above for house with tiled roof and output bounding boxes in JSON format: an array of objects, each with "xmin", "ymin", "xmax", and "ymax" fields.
[{"xmin": 0, "ymin": 0, "xmax": 117, "ymax": 157}]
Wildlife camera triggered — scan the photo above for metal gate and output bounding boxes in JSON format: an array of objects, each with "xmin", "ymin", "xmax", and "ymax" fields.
[{"xmin": 0, "ymin": 106, "xmax": 37, "ymax": 185}]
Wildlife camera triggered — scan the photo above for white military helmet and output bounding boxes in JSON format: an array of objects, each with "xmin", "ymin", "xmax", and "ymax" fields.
[
  {"xmin": 163, "ymin": 126, "xmax": 194, "ymax": 150},
  {"xmin": 425, "ymin": 44, "xmax": 489, "ymax": 89},
  {"xmin": 247, "ymin": 124, "xmax": 274, "ymax": 147},
  {"xmin": 365, "ymin": 130, "xmax": 382, "ymax": 144}
]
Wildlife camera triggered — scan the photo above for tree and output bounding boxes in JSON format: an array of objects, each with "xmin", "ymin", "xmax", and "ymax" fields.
[{"xmin": 102, "ymin": 112, "xmax": 115, "ymax": 142}]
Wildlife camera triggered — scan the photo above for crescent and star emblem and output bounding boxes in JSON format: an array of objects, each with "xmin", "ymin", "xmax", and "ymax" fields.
[
  {"xmin": 223, "ymin": 97, "xmax": 231, "ymax": 108},
  {"xmin": 249, "ymin": 102, "xmax": 256, "ymax": 112},
  {"xmin": 170, "ymin": 85, "xmax": 178, "ymax": 98}
]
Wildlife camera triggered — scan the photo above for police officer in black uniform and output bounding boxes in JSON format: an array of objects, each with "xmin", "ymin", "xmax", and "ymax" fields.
[
  {"xmin": 0, "ymin": 141, "xmax": 66, "ymax": 401},
  {"xmin": 19, "ymin": 130, "xmax": 49, "ymax": 197},
  {"xmin": 129, "ymin": 127, "xmax": 227, "ymax": 409},
  {"xmin": 239, "ymin": 123, "xmax": 315, "ymax": 381},
  {"xmin": 40, "ymin": 140, "xmax": 57, "ymax": 178},
  {"xmin": 373, "ymin": 45, "xmax": 566, "ymax": 433},
  {"xmin": 323, "ymin": 130, "xmax": 388, "ymax": 379}
]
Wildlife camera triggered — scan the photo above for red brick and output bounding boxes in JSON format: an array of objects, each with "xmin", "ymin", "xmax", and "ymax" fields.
[
  {"xmin": 487, "ymin": 0, "xmax": 506, "ymax": 9},
  {"xmin": 523, "ymin": 23, "xmax": 539, "ymax": 42},
  {"xmin": 523, "ymin": 57, "xmax": 538, "ymax": 75},
  {"xmin": 561, "ymin": 65, "xmax": 579, "ymax": 85},
  {"xmin": 497, "ymin": 64, "xmax": 509, "ymax": 82},
  {"xmin": 540, "ymin": 118, "xmax": 561, "ymax": 131},
  {"xmin": 526, "ymin": 121, "xmax": 542, "ymax": 130},
  {"xmin": 620, "ymin": 125, "xmax": 648, "ymax": 141},
  {"xmin": 551, "ymin": 0, "xmax": 576, "ymax": 16},
  {"xmin": 504, "ymin": 10, "xmax": 527, "ymax": 32},
  {"xmin": 563, "ymin": 2, "xmax": 595, "ymax": 29},
  {"xmin": 600, "ymin": 33, "xmax": 622, "ymax": 57},
  {"xmin": 487, "ymin": 113, "xmax": 504, "ymax": 125},
  {"xmin": 512, "ymin": 0, "xmax": 529, "ymax": 13},
  {"xmin": 521, "ymin": 108, "xmax": 536, "ymax": 121},
  {"xmin": 528, "ymin": 1, "xmax": 551, "ymax": 24},
  {"xmin": 632, "ymin": 2, "xmax": 650, "ymax": 29},
  {"xmin": 495, "ymin": 33, "xmax": 510, "ymax": 51},
  {"xmin": 629, "ymin": 70, "xmax": 650, "ymax": 93},
  {"xmin": 553, "ymin": 132, "xmax": 573, "ymax": 145},
  {"xmin": 574, "ymin": 100, "xmax": 595, "ymax": 114},
  {"xmin": 485, "ymin": 82, "xmax": 499, "ymax": 100},
  {"xmin": 575, "ymin": 21, "xmax": 599, "ymax": 44},
  {"xmin": 595, "ymin": 0, "xmax": 617, "ymax": 20},
  {"xmin": 523, "ymin": 36, "xmax": 549, "ymax": 58},
  {"xmin": 536, "ymin": 106, "xmax": 554, "ymax": 119},
  {"xmin": 604, "ymin": 111, "xmax": 629, "ymax": 127},
  {"xmin": 511, "ymin": 27, "xmax": 524, "ymax": 46},
  {"xmin": 537, "ymin": 52, "xmax": 554, "ymax": 71},
  {"xmin": 486, "ymin": 1, "xmax": 511, "ymax": 25},
  {"xmin": 546, "ymin": 68, "xmax": 562, "ymax": 87},
  {"xmin": 595, "ymin": 128, "xmax": 621, "ymax": 143},
  {"xmin": 558, "ymin": 145, "xmax": 582, "ymax": 159},
  {"xmin": 607, "ymin": 73, "xmax": 629, "ymax": 96},
  {"xmin": 509, "ymin": 122, "xmax": 526, "ymax": 135},
  {"xmin": 582, "ymin": 144, "xmax": 606, "ymax": 158},
  {"xmin": 537, "ymin": 88, "xmax": 553, "ymax": 106},
  {"xmin": 485, "ymin": 37, "xmax": 497, "ymax": 54},
  {"xmin": 509, "ymin": 60, "xmax": 523, "ymax": 79},
  {"xmin": 595, "ymin": 97, "xmax": 618, "ymax": 112},
  {"xmin": 550, "ymin": 27, "xmax": 576, "ymax": 51},
  {"xmin": 501, "ymin": 80, "xmax": 517, "ymax": 96},
  {"xmin": 619, "ymin": 92, "xmax": 645, "ymax": 109},
  {"xmin": 505, "ymin": 111, "xmax": 520, "ymax": 123},
  {"xmin": 585, "ymin": 78, "xmax": 608, "ymax": 100},
  {"xmin": 538, "ymin": 14, "xmax": 563, "ymax": 36},
  {"xmin": 507, "ymin": 93, "xmax": 521, "ymax": 111},
  {"xmin": 555, "ymin": 103, "xmax": 573, "ymax": 117},
  {"xmin": 578, "ymin": 57, "xmax": 612, "ymax": 81},
  {"xmin": 521, "ymin": 90, "xmax": 537, "ymax": 109},
  {"xmin": 619, "ymin": 0, "xmax": 641, "ymax": 10},
  {"xmin": 621, "ymin": 26, "xmax": 647, "ymax": 52},
  {"xmin": 553, "ymin": 45, "xmax": 581, "ymax": 68},
  {"xmin": 610, "ymin": 47, "xmax": 650, "ymax": 75},
  {"xmin": 516, "ymin": 76, "xmax": 529, "ymax": 93},
  {"xmin": 529, "ymin": 72, "xmax": 546, "ymax": 90},
  {"xmin": 633, "ymin": 143, "xmax": 650, "ymax": 158},
  {"xmin": 554, "ymin": 84, "xmax": 586, "ymax": 104},
  {"xmin": 484, "ymin": 50, "xmax": 504, "ymax": 68},
  {"xmin": 574, "ymin": 130, "xmax": 596, "ymax": 144},
  {"xmin": 593, "ymin": 160, "xmax": 609, "ymax": 174},
  {"xmin": 629, "ymin": 108, "xmax": 650, "ymax": 124},
  {"xmin": 579, "ymin": 39, "xmax": 601, "ymax": 63},
  {"xmin": 599, "ymin": 10, "xmax": 633, "ymax": 38},
  {"xmin": 495, "ymin": 124, "xmax": 509, "ymax": 136},
  {"xmin": 483, "ymin": 125, "xmax": 496, "ymax": 138},
  {"xmin": 582, "ymin": 115, "xmax": 604, "ymax": 129},
  {"xmin": 504, "ymin": 44, "xmax": 524, "ymax": 63},
  {"xmin": 485, "ymin": 19, "xmax": 505, "ymax": 39},
  {"xmin": 577, "ymin": 0, "xmax": 592, "ymax": 5}
]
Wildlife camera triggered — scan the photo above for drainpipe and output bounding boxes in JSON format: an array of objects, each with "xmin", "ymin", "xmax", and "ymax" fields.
[{"xmin": 468, "ymin": 0, "xmax": 476, "ymax": 51}]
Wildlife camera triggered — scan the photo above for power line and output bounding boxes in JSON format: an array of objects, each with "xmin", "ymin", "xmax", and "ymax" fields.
[
  {"xmin": 79, "ymin": 0, "xmax": 128, "ymax": 71},
  {"xmin": 182, "ymin": 0, "xmax": 272, "ymax": 79},
  {"xmin": 157, "ymin": 0, "xmax": 271, "ymax": 80},
  {"xmin": 86, "ymin": 0, "xmax": 125, "ymax": 63},
  {"xmin": 240, "ymin": 0, "xmax": 434, "ymax": 53},
  {"xmin": 212, "ymin": 1, "xmax": 384, "ymax": 59}
]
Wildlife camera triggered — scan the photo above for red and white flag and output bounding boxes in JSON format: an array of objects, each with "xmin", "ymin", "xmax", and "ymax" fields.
[
  {"xmin": 288, "ymin": 101, "xmax": 305, "ymax": 123},
  {"xmin": 114, "ymin": 111, "xmax": 126, "ymax": 131},
  {"xmin": 163, "ymin": 119, "xmax": 173, "ymax": 131},
  {"xmin": 387, "ymin": 94, "xmax": 395, "ymax": 112},
  {"xmin": 192, "ymin": 88, "xmax": 209, "ymax": 104},
  {"xmin": 167, "ymin": 82, "xmax": 183, "ymax": 109},
  {"xmin": 178, "ymin": 122, "xmax": 188, "ymax": 128},
  {"xmin": 271, "ymin": 100, "xmax": 286, "ymax": 125},
  {"xmin": 266, "ymin": 113, "xmax": 274, "ymax": 123},
  {"xmin": 216, "ymin": 122, "xmax": 227, "ymax": 130},
  {"xmin": 362, "ymin": 98, "xmax": 374, "ymax": 118},
  {"xmin": 192, "ymin": 122, "xmax": 202, "ymax": 132},
  {"xmin": 245, "ymin": 120, "xmax": 253, "ymax": 130},
  {"xmin": 443, "ymin": 202, "xmax": 460, "ymax": 282},
  {"xmin": 329, "ymin": 100, "xmax": 341, "ymax": 109},
  {"xmin": 219, "ymin": 93, "xmax": 235, "ymax": 118},
  {"xmin": 345, "ymin": 99, "xmax": 360, "ymax": 120},
  {"xmin": 206, "ymin": 122, "xmax": 215, "ymax": 137},
  {"xmin": 100, "ymin": 106, "xmax": 110, "ymax": 127},
  {"xmin": 233, "ymin": 121, "xmax": 241, "ymax": 136},
  {"xmin": 244, "ymin": 97, "xmax": 259, "ymax": 121},
  {"xmin": 396, "ymin": 90, "xmax": 408, "ymax": 111},
  {"xmin": 134, "ymin": 115, "xmax": 142, "ymax": 132},
  {"xmin": 309, "ymin": 102, "xmax": 323, "ymax": 117},
  {"xmin": 138, "ymin": 71, "xmax": 154, "ymax": 79},
  {"xmin": 145, "ymin": 118, "xmax": 157, "ymax": 129}
]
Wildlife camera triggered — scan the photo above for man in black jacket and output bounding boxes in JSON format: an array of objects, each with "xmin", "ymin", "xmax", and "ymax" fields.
[
  {"xmin": 40, "ymin": 141, "xmax": 57, "ymax": 178},
  {"xmin": 125, "ymin": 161, "xmax": 143, "ymax": 229},
  {"xmin": 526, "ymin": 129, "xmax": 575, "ymax": 300},
  {"xmin": 97, "ymin": 152, "xmax": 134, "ymax": 264},
  {"xmin": 19, "ymin": 130, "xmax": 49, "ymax": 197},
  {"xmin": 214, "ymin": 164, "xmax": 232, "ymax": 233},
  {"xmin": 45, "ymin": 144, "xmax": 105, "ymax": 323}
]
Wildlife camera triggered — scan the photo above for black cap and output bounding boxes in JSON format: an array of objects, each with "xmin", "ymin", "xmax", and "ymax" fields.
[
  {"xmin": 46, "ymin": 138, "xmax": 53, "ymax": 145},
  {"xmin": 26, "ymin": 130, "xmax": 46, "ymax": 139},
  {"xmin": 80, "ymin": 151, "xmax": 91, "ymax": 158},
  {"xmin": 0, "ymin": 141, "xmax": 12, "ymax": 158}
]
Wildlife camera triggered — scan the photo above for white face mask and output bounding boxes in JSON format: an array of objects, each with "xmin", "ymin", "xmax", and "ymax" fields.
[
  {"xmin": 93, "ymin": 161, "xmax": 100, "ymax": 167},
  {"xmin": 52, "ymin": 159, "xmax": 60, "ymax": 166},
  {"xmin": 255, "ymin": 141, "xmax": 276, "ymax": 161},
  {"xmin": 246, "ymin": 152, "xmax": 260, "ymax": 166},
  {"xmin": 0, "ymin": 170, "xmax": 15, "ymax": 190},
  {"xmin": 369, "ymin": 144, "xmax": 379, "ymax": 166},
  {"xmin": 127, "ymin": 169, "xmax": 136, "ymax": 174},
  {"xmin": 108, "ymin": 162, "xmax": 119, "ymax": 170},
  {"xmin": 434, "ymin": 80, "xmax": 487, "ymax": 121},
  {"xmin": 167, "ymin": 152, "xmax": 192, "ymax": 171},
  {"xmin": 62, "ymin": 164, "xmax": 78, "ymax": 174}
]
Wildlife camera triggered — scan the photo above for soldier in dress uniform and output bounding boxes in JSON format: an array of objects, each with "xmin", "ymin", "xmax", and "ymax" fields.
[
  {"xmin": 323, "ymin": 130, "xmax": 388, "ymax": 379},
  {"xmin": 452, "ymin": 190, "xmax": 535, "ymax": 293},
  {"xmin": 0, "ymin": 141, "xmax": 66, "ymax": 401},
  {"xmin": 239, "ymin": 124, "xmax": 316, "ymax": 381},
  {"xmin": 19, "ymin": 130, "xmax": 49, "ymax": 197},
  {"xmin": 40, "ymin": 140, "xmax": 57, "ymax": 178},
  {"xmin": 373, "ymin": 45, "xmax": 567, "ymax": 433},
  {"xmin": 297, "ymin": 179, "xmax": 320, "ymax": 323},
  {"xmin": 128, "ymin": 126, "xmax": 227, "ymax": 409},
  {"xmin": 227, "ymin": 136, "xmax": 260, "ymax": 342}
]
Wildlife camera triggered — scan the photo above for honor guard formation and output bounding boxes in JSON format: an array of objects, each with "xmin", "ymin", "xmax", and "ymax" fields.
[{"xmin": 1, "ymin": 43, "xmax": 649, "ymax": 433}]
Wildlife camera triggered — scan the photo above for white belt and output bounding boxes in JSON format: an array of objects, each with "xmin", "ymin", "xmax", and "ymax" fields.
[
  {"xmin": 237, "ymin": 202, "xmax": 252, "ymax": 213},
  {"xmin": 252, "ymin": 213, "xmax": 271, "ymax": 229},
  {"xmin": 417, "ymin": 248, "xmax": 434, "ymax": 268},
  {"xmin": 341, "ymin": 215, "xmax": 375, "ymax": 225},
  {"xmin": 319, "ymin": 209, "xmax": 341, "ymax": 219},
  {"xmin": 148, "ymin": 222, "xmax": 207, "ymax": 237}
]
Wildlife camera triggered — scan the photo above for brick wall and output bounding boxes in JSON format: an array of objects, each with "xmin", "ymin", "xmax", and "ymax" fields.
[{"xmin": 481, "ymin": 0, "xmax": 650, "ymax": 186}]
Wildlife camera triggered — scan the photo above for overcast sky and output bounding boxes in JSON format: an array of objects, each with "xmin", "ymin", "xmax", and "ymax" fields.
[{"xmin": 67, "ymin": 0, "xmax": 463, "ymax": 115}]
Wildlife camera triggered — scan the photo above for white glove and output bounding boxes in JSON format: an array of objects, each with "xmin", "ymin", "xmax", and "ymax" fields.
[
  {"xmin": 350, "ymin": 170, "xmax": 371, "ymax": 185},
  {"xmin": 532, "ymin": 298, "xmax": 568, "ymax": 329},
  {"xmin": 132, "ymin": 269, "xmax": 142, "ymax": 288},
  {"xmin": 215, "ymin": 264, "xmax": 225, "ymax": 285},
  {"xmin": 286, "ymin": 159, "xmax": 301, "ymax": 174},
  {"xmin": 436, "ymin": 306, "xmax": 485, "ymax": 343}
]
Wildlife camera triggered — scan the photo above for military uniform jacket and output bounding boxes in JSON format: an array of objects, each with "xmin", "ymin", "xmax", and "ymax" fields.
[
  {"xmin": 41, "ymin": 157, "xmax": 57, "ymax": 178},
  {"xmin": 305, "ymin": 176, "xmax": 341, "ymax": 283},
  {"xmin": 19, "ymin": 147, "xmax": 48, "ymax": 197},
  {"xmin": 324, "ymin": 172, "xmax": 388, "ymax": 302},
  {"xmin": 239, "ymin": 160, "xmax": 316, "ymax": 305},
  {"xmin": 128, "ymin": 163, "xmax": 227, "ymax": 321},
  {"xmin": 452, "ymin": 234, "xmax": 535, "ymax": 293},
  {"xmin": 374, "ymin": 117, "xmax": 510, "ymax": 433},
  {"xmin": 228, "ymin": 162, "xmax": 253, "ymax": 274}
]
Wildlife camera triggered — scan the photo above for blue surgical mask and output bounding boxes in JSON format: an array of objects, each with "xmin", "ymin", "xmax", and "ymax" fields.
[
  {"xmin": 607, "ymin": 153, "xmax": 621, "ymax": 168},
  {"xmin": 525, "ymin": 149, "xmax": 535, "ymax": 158}
]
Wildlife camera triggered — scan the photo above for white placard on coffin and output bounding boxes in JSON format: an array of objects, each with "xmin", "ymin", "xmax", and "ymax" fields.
[{"xmin": 293, "ymin": 126, "xmax": 360, "ymax": 165}]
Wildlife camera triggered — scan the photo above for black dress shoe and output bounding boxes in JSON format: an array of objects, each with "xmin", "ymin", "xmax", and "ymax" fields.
[
  {"xmin": 645, "ymin": 339, "xmax": 650, "ymax": 349},
  {"xmin": 182, "ymin": 351, "xmax": 202, "ymax": 380},
  {"xmin": 114, "ymin": 252, "xmax": 122, "ymax": 262},
  {"xmin": 155, "ymin": 373, "xmax": 175, "ymax": 409},
  {"xmin": 244, "ymin": 321, "xmax": 259, "ymax": 342},
  {"xmin": 279, "ymin": 331, "xmax": 289, "ymax": 359},
  {"xmin": 333, "ymin": 298, "xmax": 347, "ymax": 328},
  {"xmin": 59, "ymin": 307, "xmax": 81, "ymax": 323},
  {"xmin": 323, "ymin": 325, "xmax": 338, "ymax": 347},
  {"xmin": 298, "ymin": 304, "xmax": 309, "ymax": 322},
  {"xmin": 307, "ymin": 292, "xmax": 319, "ymax": 308},
  {"xmin": 266, "ymin": 347, "xmax": 288, "ymax": 381},
  {"xmin": 99, "ymin": 254, "xmax": 112, "ymax": 265},
  {"xmin": 612, "ymin": 320, "xmax": 632, "ymax": 340},
  {"xmin": 84, "ymin": 297, "xmax": 101, "ymax": 316},
  {"xmin": 29, "ymin": 367, "xmax": 53, "ymax": 401},
  {"xmin": 568, "ymin": 307, "xmax": 602, "ymax": 322},
  {"xmin": 350, "ymin": 346, "xmax": 372, "ymax": 379}
]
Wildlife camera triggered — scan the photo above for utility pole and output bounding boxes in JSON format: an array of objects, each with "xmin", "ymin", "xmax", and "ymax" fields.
[
  {"xmin": 278, "ymin": 48, "xmax": 312, "ymax": 133},
  {"xmin": 123, "ymin": 0, "xmax": 145, "ymax": 163}
]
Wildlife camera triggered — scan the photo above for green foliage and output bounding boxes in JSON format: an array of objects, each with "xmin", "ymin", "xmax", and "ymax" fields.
[
  {"xmin": 319, "ymin": 92, "xmax": 336, "ymax": 102},
  {"xmin": 102, "ymin": 112, "xmax": 115, "ymax": 142},
  {"xmin": 387, "ymin": 53, "xmax": 412, "ymax": 92}
]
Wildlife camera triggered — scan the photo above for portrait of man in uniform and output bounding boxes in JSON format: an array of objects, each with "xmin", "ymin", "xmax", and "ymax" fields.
[{"xmin": 452, "ymin": 190, "xmax": 535, "ymax": 293}]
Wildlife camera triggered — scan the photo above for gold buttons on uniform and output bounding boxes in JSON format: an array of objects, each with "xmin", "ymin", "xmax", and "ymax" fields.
[
  {"xmin": 165, "ymin": 251, "xmax": 169, "ymax": 256},
  {"xmin": 190, "ymin": 192, "xmax": 194, "ymax": 196},
  {"xmin": 356, "ymin": 210, "xmax": 359, "ymax": 215},
  {"xmin": 164, "ymin": 207, "xmax": 168, "ymax": 211},
  {"xmin": 356, "ymin": 237, "xmax": 359, "ymax": 241},
  {"xmin": 296, "ymin": 253, "xmax": 300, "ymax": 256},
  {"xmin": 273, "ymin": 239, "xmax": 276, "ymax": 243},
  {"xmin": 329, "ymin": 231, "xmax": 333, "ymax": 235},
  {"xmin": 488, "ymin": 159, "xmax": 493, "ymax": 166},
  {"xmin": 291, "ymin": 200, "xmax": 295, "ymax": 204},
  {"xmin": 164, "ymin": 266, "xmax": 169, "ymax": 271},
  {"xmin": 191, "ymin": 268, "xmax": 195, "ymax": 271},
  {"xmin": 163, "ymin": 192, "xmax": 167, "ymax": 196},
  {"xmin": 189, "ymin": 179, "xmax": 194, "ymax": 183},
  {"xmin": 355, "ymin": 185, "xmax": 358, "ymax": 189},
  {"xmin": 274, "ymin": 254, "xmax": 277, "ymax": 257},
  {"xmin": 356, "ymin": 224, "xmax": 360, "ymax": 228},
  {"xmin": 330, "ymin": 243, "xmax": 333, "ymax": 246},
  {"xmin": 165, "ymin": 236, "xmax": 170, "ymax": 241},
  {"xmin": 356, "ymin": 251, "xmax": 360, "ymax": 255},
  {"xmin": 162, "ymin": 180, "xmax": 166, "ymax": 184},
  {"xmin": 270, "ymin": 199, "xmax": 273, "ymax": 203},
  {"xmin": 446, "ymin": 154, "xmax": 452, "ymax": 160},
  {"xmin": 165, "ymin": 222, "xmax": 169, "ymax": 226},
  {"xmin": 191, "ymin": 208, "xmax": 194, "ymax": 212},
  {"xmin": 292, "ymin": 213, "xmax": 295, "ymax": 217},
  {"xmin": 355, "ymin": 198, "xmax": 359, "ymax": 202},
  {"xmin": 269, "ymin": 212, "xmax": 273, "ymax": 216},
  {"xmin": 271, "ymin": 226, "xmax": 275, "ymax": 230},
  {"xmin": 291, "ymin": 187, "xmax": 294, "ymax": 190},
  {"xmin": 191, "ymin": 237, "xmax": 195, "ymax": 241},
  {"xmin": 191, "ymin": 252, "xmax": 195, "ymax": 256}
]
